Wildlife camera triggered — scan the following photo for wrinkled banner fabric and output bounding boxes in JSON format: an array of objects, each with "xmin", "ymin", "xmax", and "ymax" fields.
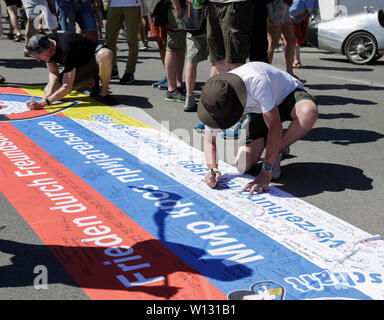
[{"xmin": 0, "ymin": 87, "xmax": 383, "ymax": 300}]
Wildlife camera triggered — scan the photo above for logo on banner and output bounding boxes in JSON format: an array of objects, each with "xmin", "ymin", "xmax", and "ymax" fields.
[
  {"xmin": 227, "ymin": 281, "xmax": 286, "ymax": 300},
  {"xmin": 0, "ymin": 93, "xmax": 77, "ymax": 121}
]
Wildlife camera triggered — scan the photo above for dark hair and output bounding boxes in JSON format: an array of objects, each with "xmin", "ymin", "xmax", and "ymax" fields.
[{"xmin": 26, "ymin": 34, "xmax": 51, "ymax": 55}]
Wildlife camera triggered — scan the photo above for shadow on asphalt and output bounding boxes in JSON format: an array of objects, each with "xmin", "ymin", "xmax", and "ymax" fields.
[
  {"xmin": 302, "ymin": 127, "xmax": 384, "ymax": 145},
  {"xmin": 0, "ymin": 58, "xmax": 45, "ymax": 70},
  {"xmin": 0, "ymin": 238, "xmax": 252, "ymax": 299},
  {"xmin": 306, "ymin": 83, "xmax": 384, "ymax": 91},
  {"xmin": 274, "ymin": 162, "xmax": 373, "ymax": 197},
  {"xmin": 314, "ymin": 94, "xmax": 377, "ymax": 105},
  {"xmin": 318, "ymin": 112, "xmax": 360, "ymax": 120}
]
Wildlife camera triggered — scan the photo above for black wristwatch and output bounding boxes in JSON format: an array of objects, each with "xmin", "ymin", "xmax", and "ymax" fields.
[
  {"xmin": 45, "ymin": 98, "xmax": 50, "ymax": 106},
  {"xmin": 263, "ymin": 163, "xmax": 272, "ymax": 172}
]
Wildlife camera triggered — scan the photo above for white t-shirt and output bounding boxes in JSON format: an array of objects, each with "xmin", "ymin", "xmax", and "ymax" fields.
[
  {"xmin": 230, "ymin": 62, "xmax": 303, "ymax": 114},
  {"xmin": 110, "ymin": 0, "xmax": 142, "ymax": 7},
  {"xmin": 205, "ymin": 62, "xmax": 303, "ymax": 132}
]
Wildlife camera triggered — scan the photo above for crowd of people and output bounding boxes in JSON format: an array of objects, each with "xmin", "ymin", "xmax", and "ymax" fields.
[{"xmin": 1, "ymin": 0, "xmax": 321, "ymax": 194}]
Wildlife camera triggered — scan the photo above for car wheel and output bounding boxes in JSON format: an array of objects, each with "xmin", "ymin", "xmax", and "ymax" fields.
[{"xmin": 344, "ymin": 31, "xmax": 378, "ymax": 64}]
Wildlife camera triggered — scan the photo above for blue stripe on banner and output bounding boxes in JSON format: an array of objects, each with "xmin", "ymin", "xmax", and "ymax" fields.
[{"xmin": 12, "ymin": 117, "xmax": 372, "ymax": 300}]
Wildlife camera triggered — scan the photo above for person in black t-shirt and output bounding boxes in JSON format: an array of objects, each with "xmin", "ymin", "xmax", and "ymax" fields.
[{"xmin": 25, "ymin": 33, "xmax": 116, "ymax": 109}]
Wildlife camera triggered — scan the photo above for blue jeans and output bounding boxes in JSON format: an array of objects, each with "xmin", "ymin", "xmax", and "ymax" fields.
[{"xmin": 55, "ymin": 0, "xmax": 97, "ymax": 32}]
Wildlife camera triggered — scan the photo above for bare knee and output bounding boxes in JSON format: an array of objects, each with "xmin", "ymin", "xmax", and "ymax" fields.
[
  {"xmin": 235, "ymin": 139, "xmax": 265, "ymax": 173},
  {"xmin": 96, "ymin": 48, "xmax": 113, "ymax": 65},
  {"xmin": 294, "ymin": 100, "xmax": 318, "ymax": 129}
]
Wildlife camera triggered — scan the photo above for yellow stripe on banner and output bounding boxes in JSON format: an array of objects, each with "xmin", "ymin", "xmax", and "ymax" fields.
[{"xmin": 22, "ymin": 87, "xmax": 152, "ymax": 129}]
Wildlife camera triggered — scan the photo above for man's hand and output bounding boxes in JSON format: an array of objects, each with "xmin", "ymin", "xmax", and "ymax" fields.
[
  {"xmin": 242, "ymin": 169, "xmax": 272, "ymax": 195},
  {"xmin": 26, "ymin": 99, "xmax": 45, "ymax": 110},
  {"xmin": 205, "ymin": 169, "xmax": 222, "ymax": 189}
]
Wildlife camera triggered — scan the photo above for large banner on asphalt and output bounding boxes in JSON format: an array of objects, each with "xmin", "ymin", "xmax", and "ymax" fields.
[{"xmin": 0, "ymin": 86, "xmax": 383, "ymax": 300}]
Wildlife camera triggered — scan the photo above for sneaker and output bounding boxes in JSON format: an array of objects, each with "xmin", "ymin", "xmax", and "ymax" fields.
[
  {"xmin": 158, "ymin": 78, "xmax": 168, "ymax": 90},
  {"xmin": 97, "ymin": 94, "xmax": 118, "ymax": 106},
  {"xmin": 119, "ymin": 72, "xmax": 135, "ymax": 85},
  {"xmin": 184, "ymin": 94, "xmax": 197, "ymax": 112},
  {"xmin": 111, "ymin": 70, "xmax": 119, "ymax": 80},
  {"xmin": 165, "ymin": 87, "xmax": 185, "ymax": 103},
  {"xmin": 152, "ymin": 76, "xmax": 167, "ymax": 88},
  {"xmin": 194, "ymin": 123, "xmax": 205, "ymax": 132},
  {"xmin": 221, "ymin": 115, "xmax": 247, "ymax": 139},
  {"xmin": 272, "ymin": 153, "xmax": 282, "ymax": 180},
  {"xmin": 138, "ymin": 40, "xmax": 148, "ymax": 51}
]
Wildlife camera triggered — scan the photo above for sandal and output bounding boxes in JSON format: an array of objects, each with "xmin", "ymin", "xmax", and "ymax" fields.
[
  {"xmin": 7, "ymin": 33, "xmax": 15, "ymax": 40},
  {"xmin": 14, "ymin": 34, "xmax": 25, "ymax": 42},
  {"xmin": 292, "ymin": 61, "xmax": 302, "ymax": 69}
]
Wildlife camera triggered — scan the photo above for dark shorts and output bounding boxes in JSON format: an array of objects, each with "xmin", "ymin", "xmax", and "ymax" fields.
[
  {"xmin": 4, "ymin": 0, "xmax": 22, "ymax": 7},
  {"xmin": 55, "ymin": 0, "xmax": 98, "ymax": 32},
  {"xmin": 206, "ymin": 1, "xmax": 254, "ymax": 64},
  {"xmin": 242, "ymin": 88, "xmax": 317, "ymax": 145},
  {"xmin": 59, "ymin": 42, "xmax": 105, "ymax": 86}
]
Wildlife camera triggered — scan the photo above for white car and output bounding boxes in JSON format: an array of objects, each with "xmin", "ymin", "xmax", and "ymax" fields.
[{"xmin": 307, "ymin": 8, "xmax": 384, "ymax": 64}]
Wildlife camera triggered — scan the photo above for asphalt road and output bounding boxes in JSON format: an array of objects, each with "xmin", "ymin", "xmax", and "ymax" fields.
[{"xmin": 1, "ymin": 28, "xmax": 384, "ymax": 299}]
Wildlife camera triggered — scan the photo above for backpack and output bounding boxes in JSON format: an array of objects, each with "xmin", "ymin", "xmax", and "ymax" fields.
[{"xmin": 179, "ymin": 0, "xmax": 206, "ymax": 32}]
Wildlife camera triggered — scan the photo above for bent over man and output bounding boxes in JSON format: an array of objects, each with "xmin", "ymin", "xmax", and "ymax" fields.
[
  {"xmin": 25, "ymin": 32, "xmax": 115, "ymax": 109},
  {"xmin": 197, "ymin": 62, "xmax": 318, "ymax": 194}
]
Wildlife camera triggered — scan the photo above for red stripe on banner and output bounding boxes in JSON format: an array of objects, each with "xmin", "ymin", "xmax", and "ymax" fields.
[
  {"xmin": 0, "ymin": 87, "xmax": 27, "ymax": 95},
  {"xmin": 0, "ymin": 123, "xmax": 226, "ymax": 300}
]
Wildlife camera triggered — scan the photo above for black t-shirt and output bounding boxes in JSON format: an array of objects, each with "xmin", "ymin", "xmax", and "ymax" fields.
[{"xmin": 48, "ymin": 33, "xmax": 99, "ymax": 73}]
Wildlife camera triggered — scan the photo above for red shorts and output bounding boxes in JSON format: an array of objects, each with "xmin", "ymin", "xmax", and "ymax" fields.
[
  {"xmin": 293, "ymin": 16, "xmax": 309, "ymax": 46},
  {"xmin": 148, "ymin": 14, "xmax": 168, "ymax": 39}
]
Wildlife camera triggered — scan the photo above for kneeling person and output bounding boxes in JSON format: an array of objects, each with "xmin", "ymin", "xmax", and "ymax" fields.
[
  {"xmin": 26, "ymin": 32, "xmax": 115, "ymax": 109},
  {"xmin": 198, "ymin": 62, "xmax": 318, "ymax": 194}
]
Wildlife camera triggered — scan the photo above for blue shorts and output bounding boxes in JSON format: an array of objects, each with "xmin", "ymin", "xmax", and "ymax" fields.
[{"xmin": 55, "ymin": 0, "xmax": 97, "ymax": 32}]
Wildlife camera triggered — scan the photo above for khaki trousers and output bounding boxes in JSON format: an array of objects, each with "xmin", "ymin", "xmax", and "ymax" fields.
[{"xmin": 105, "ymin": 6, "xmax": 141, "ymax": 74}]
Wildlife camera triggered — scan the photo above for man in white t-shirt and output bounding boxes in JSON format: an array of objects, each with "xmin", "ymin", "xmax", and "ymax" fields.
[{"xmin": 197, "ymin": 61, "xmax": 318, "ymax": 194}]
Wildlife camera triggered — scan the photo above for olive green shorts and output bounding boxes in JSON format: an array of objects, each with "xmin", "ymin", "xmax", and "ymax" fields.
[
  {"xmin": 166, "ymin": 7, "xmax": 187, "ymax": 53},
  {"xmin": 206, "ymin": 1, "xmax": 254, "ymax": 64}
]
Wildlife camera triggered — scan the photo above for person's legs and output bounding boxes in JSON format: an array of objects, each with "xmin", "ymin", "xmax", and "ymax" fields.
[
  {"xmin": 6, "ymin": 5, "xmax": 22, "ymax": 39},
  {"xmin": 75, "ymin": 1, "xmax": 98, "ymax": 40},
  {"xmin": 165, "ymin": 50, "xmax": 184, "ymax": 91},
  {"xmin": 280, "ymin": 99, "xmax": 318, "ymax": 152},
  {"xmin": 267, "ymin": 25, "xmax": 281, "ymax": 63},
  {"xmin": 55, "ymin": 0, "xmax": 76, "ymax": 32},
  {"xmin": 105, "ymin": 7, "xmax": 123, "ymax": 75},
  {"xmin": 235, "ymin": 138, "xmax": 265, "ymax": 174},
  {"xmin": 164, "ymin": 6, "xmax": 186, "ymax": 101},
  {"xmin": 280, "ymin": 20, "xmax": 296, "ymax": 76},
  {"xmin": 249, "ymin": 2, "xmax": 268, "ymax": 63},
  {"xmin": 24, "ymin": 19, "xmax": 37, "ymax": 56},
  {"xmin": 96, "ymin": 48, "xmax": 113, "ymax": 96},
  {"xmin": 122, "ymin": 6, "xmax": 140, "ymax": 76}
]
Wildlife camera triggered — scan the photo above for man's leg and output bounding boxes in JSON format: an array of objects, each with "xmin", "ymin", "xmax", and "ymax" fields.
[
  {"xmin": 6, "ymin": 5, "xmax": 22, "ymax": 38},
  {"xmin": 235, "ymin": 138, "xmax": 265, "ymax": 174},
  {"xmin": 280, "ymin": 20, "xmax": 296, "ymax": 76},
  {"xmin": 105, "ymin": 7, "xmax": 123, "ymax": 75},
  {"xmin": 267, "ymin": 25, "xmax": 281, "ymax": 63},
  {"xmin": 96, "ymin": 48, "xmax": 113, "ymax": 97},
  {"xmin": 280, "ymin": 99, "xmax": 318, "ymax": 153},
  {"xmin": 123, "ymin": 6, "xmax": 140, "ymax": 76}
]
